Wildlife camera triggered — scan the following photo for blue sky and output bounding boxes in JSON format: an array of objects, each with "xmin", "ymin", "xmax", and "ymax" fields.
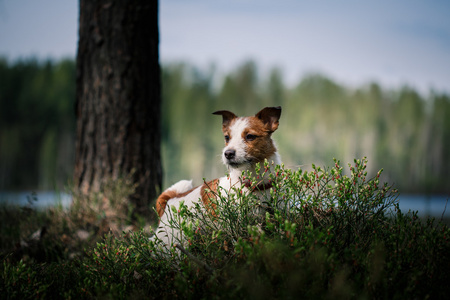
[{"xmin": 1, "ymin": 0, "xmax": 449, "ymax": 93}]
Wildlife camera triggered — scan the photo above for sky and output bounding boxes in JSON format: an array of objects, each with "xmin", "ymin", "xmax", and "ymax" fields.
[{"xmin": 0, "ymin": 0, "xmax": 449, "ymax": 94}]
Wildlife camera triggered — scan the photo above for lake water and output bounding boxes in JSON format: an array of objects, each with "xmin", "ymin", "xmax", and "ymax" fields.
[
  {"xmin": 0, "ymin": 191, "xmax": 72, "ymax": 209},
  {"xmin": 396, "ymin": 194, "xmax": 449, "ymax": 218},
  {"xmin": 0, "ymin": 191, "xmax": 449, "ymax": 218}
]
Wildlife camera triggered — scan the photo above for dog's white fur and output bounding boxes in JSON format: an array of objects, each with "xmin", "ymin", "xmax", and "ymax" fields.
[{"xmin": 151, "ymin": 107, "xmax": 282, "ymax": 248}]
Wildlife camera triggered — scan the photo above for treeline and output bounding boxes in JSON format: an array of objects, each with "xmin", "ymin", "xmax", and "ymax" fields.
[
  {"xmin": 1, "ymin": 58, "xmax": 449, "ymax": 194},
  {"xmin": 0, "ymin": 58, "xmax": 76, "ymax": 191},
  {"xmin": 162, "ymin": 61, "xmax": 450, "ymax": 194}
]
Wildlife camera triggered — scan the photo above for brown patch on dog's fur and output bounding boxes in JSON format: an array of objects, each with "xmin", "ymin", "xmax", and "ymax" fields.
[
  {"xmin": 255, "ymin": 106, "xmax": 281, "ymax": 133},
  {"xmin": 242, "ymin": 116, "xmax": 278, "ymax": 163},
  {"xmin": 156, "ymin": 190, "xmax": 177, "ymax": 218},
  {"xmin": 201, "ymin": 179, "xmax": 219, "ymax": 217},
  {"xmin": 156, "ymin": 187, "xmax": 196, "ymax": 218}
]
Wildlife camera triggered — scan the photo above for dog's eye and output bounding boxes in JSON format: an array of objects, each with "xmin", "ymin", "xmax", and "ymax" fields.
[
  {"xmin": 246, "ymin": 134, "xmax": 257, "ymax": 141},
  {"xmin": 224, "ymin": 135, "xmax": 230, "ymax": 143}
]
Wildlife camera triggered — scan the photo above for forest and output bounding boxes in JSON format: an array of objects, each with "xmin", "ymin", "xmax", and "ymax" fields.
[{"xmin": 1, "ymin": 57, "xmax": 449, "ymax": 195}]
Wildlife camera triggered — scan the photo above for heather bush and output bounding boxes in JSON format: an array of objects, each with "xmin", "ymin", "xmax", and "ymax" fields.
[{"xmin": 1, "ymin": 158, "xmax": 449, "ymax": 299}]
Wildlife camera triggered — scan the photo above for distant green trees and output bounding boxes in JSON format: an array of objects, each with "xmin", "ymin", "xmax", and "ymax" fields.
[
  {"xmin": 161, "ymin": 62, "xmax": 450, "ymax": 194},
  {"xmin": 1, "ymin": 58, "xmax": 449, "ymax": 194},
  {"xmin": 0, "ymin": 58, "xmax": 75, "ymax": 190}
]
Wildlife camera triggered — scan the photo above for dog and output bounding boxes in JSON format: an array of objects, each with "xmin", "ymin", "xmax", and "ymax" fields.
[{"xmin": 152, "ymin": 106, "xmax": 282, "ymax": 248}]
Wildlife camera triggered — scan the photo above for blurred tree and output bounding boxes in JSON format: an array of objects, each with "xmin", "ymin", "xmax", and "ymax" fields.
[
  {"xmin": 218, "ymin": 61, "xmax": 261, "ymax": 115},
  {"xmin": 0, "ymin": 59, "xmax": 76, "ymax": 190},
  {"xmin": 1, "ymin": 58, "xmax": 449, "ymax": 195},
  {"xmin": 75, "ymin": 1, "xmax": 162, "ymax": 216},
  {"xmin": 265, "ymin": 68, "xmax": 285, "ymax": 107}
]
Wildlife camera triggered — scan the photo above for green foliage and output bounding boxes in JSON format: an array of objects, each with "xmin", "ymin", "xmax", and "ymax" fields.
[
  {"xmin": 150, "ymin": 158, "xmax": 449, "ymax": 299},
  {"xmin": 160, "ymin": 63, "xmax": 450, "ymax": 194},
  {"xmin": 0, "ymin": 174, "xmax": 148, "ymax": 298},
  {"xmin": 0, "ymin": 58, "xmax": 75, "ymax": 190},
  {"xmin": 1, "ymin": 258, "xmax": 86, "ymax": 299},
  {"xmin": 2, "ymin": 58, "xmax": 450, "ymax": 193},
  {"xmin": 2, "ymin": 56, "xmax": 449, "ymax": 297},
  {"xmin": 1, "ymin": 159, "xmax": 450, "ymax": 298}
]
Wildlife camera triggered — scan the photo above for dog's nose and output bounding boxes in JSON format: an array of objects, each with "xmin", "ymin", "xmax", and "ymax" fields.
[{"xmin": 224, "ymin": 149, "xmax": 236, "ymax": 160}]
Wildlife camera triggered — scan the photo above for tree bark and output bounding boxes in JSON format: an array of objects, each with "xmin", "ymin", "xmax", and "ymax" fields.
[{"xmin": 75, "ymin": 1, "xmax": 162, "ymax": 216}]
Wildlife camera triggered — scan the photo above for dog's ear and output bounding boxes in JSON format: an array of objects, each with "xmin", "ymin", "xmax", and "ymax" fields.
[
  {"xmin": 212, "ymin": 110, "xmax": 237, "ymax": 128},
  {"xmin": 255, "ymin": 106, "xmax": 282, "ymax": 133}
]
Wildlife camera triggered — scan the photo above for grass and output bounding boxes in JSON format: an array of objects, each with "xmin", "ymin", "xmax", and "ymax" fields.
[{"xmin": 1, "ymin": 158, "xmax": 449, "ymax": 299}]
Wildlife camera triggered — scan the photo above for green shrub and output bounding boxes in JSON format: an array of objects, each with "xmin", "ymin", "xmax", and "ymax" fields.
[
  {"xmin": 144, "ymin": 157, "xmax": 449, "ymax": 299},
  {"xmin": 1, "ymin": 158, "xmax": 449, "ymax": 299}
]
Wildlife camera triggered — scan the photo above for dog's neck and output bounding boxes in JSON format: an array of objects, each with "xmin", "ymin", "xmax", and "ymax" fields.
[{"xmin": 227, "ymin": 152, "xmax": 281, "ymax": 187}]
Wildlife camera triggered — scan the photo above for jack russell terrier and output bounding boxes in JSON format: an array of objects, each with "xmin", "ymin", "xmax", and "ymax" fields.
[{"xmin": 152, "ymin": 106, "xmax": 282, "ymax": 248}]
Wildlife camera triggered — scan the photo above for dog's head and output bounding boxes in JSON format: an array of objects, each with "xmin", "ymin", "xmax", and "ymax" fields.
[{"xmin": 213, "ymin": 107, "xmax": 281, "ymax": 169}]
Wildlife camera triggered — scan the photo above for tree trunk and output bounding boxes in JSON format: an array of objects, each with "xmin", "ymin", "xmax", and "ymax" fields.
[{"xmin": 75, "ymin": 1, "xmax": 162, "ymax": 216}]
